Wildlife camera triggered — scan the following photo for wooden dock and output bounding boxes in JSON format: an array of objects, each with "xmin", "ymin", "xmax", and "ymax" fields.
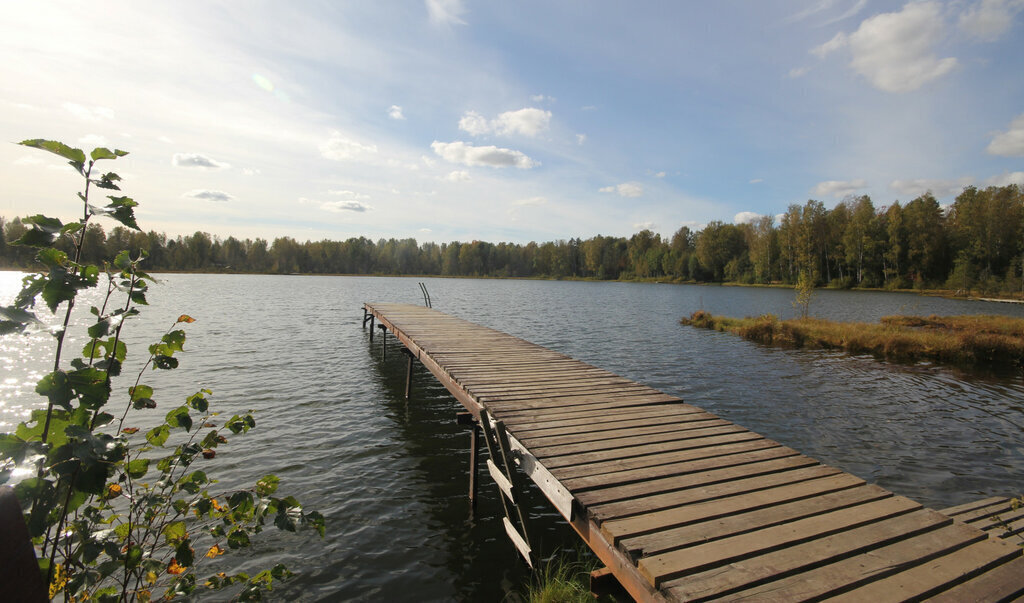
[{"xmin": 363, "ymin": 302, "xmax": 1024, "ymax": 602}]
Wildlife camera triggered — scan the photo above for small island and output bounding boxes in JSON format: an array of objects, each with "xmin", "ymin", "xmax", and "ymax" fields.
[{"xmin": 681, "ymin": 311, "xmax": 1024, "ymax": 369}]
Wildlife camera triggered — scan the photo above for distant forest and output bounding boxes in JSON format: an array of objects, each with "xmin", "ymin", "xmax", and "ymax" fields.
[{"xmin": 3, "ymin": 184, "xmax": 1023, "ymax": 295}]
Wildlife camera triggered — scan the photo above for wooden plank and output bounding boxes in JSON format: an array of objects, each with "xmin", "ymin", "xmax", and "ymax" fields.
[
  {"xmin": 542, "ymin": 431, "xmax": 767, "ymax": 471},
  {"xmin": 531, "ymin": 424, "xmax": 749, "ymax": 460},
  {"xmin": 487, "ymin": 459, "xmax": 515, "ymax": 504},
  {"xmin": 563, "ymin": 445, "xmax": 800, "ymax": 494},
  {"xmin": 951, "ymin": 498, "xmax": 1018, "ymax": 523},
  {"xmin": 638, "ymin": 495, "xmax": 922, "ymax": 588},
  {"xmin": 509, "ymin": 409, "xmax": 715, "ymax": 437},
  {"xmin": 828, "ymin": 537, "xmax": 1023, "ymax": 602},
  {"xmin": 618, "ymin": 484, "xmax": 892, "ymax": 558},
  {"xmin": 665, "ymin": 511, "xmax": 968, "ymax": 601},
  {"xmin": 503, "ymin": 516, "xmax": 533, "ymax": 568},
  {"xmin": 549, "ymin": 439, "xmax": 785, "ymax": 481},
  {"xmin": 927, "ymin": 554, "xmax": 1024, "ymax": 602},
  {"xmin": 577, "ymin": 455, "xmax": 821, "ymax": 507},
  {"xmin": 500, "ymin": 405, "xmax": 700, "ymax": 432},
  {"xmin": 588, "ymin": 465, "xmax": 847, "ymax": 522},
  {"xmin": 518, "ymin": 418, "xmax": 731, "ymax": 449},
  {"xmin": 940, "ymin": 496, "xmax": 1011, "ymax": 518}
]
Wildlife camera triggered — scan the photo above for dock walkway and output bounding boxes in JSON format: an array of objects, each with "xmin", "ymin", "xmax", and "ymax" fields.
[{"xmin": 364, "ymin": 302, "xmax": 1024, "ymax": 602}]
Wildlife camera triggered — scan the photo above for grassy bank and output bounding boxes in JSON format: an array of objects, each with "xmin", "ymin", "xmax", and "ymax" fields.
[{"xmin": 681, "ymin": 311, "xmax": 1024, "ymax": 369}]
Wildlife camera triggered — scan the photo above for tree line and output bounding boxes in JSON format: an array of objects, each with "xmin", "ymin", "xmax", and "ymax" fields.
[{"xmin": 3, "ymin": 184, "xmax": 1022, "ymax": 295}]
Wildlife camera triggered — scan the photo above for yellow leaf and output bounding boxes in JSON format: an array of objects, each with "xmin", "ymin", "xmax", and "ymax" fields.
[
  {"xmin": 177, "ymin": 314, "xmax": 196, "ymax": 323},
  {"xmin": 167, "ymin": 559, "xmax": 186, "ymax": 575},
  {"xmin": 206, "ymin": 544, "xmax": 225, "ymax": 558},
  {"xmin": 145, "ymin": 571, "xmax": 158, "ymax": 585}
]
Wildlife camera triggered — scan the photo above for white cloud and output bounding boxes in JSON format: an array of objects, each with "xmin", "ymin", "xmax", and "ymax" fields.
[
  {"xmin": 320, "ymin": 131, "xmax": 378, "ymax": 161},
  {"xmin": 788, "ymin": 66, "xmax": 811, "ymax": 78},
  {"xmin": 426, "ymin": 0, "xmax": 466, "ymax": 26},
  {"xmin": 750, "ymin": 178, "xmax": 764, "ymax": 184},
  {"xmin": 653, "ymin": 171, "xmax": 666, "ymax": 178},
  {"xmin": 811, "ymin": 32, "xmax": 848, "ymax": 58},
  {"xmin": 172, "ymin": 153, "xmax": 230, "ymax": 170},
  {"xmin": 63, "ymin": 102, "xmax": 114, "ymax": 121},
  {"xmin": 599, "ymin": 182, "xmax": 644, "ymax": 197},
  {"xmin": 633, "ymin": 221, "xmax": 656, "ymax": 231},
  {"xmin": 445, "ymin": 170, "xmax": 471, "ymax": 181},
  {"xmin": 458, "ymin": 108, "xmax": 552, "ymax": 137},
  {"xmin": 576, "ymin": 133, "xmax": 587, "ymax": 145},
  {"xmin": 388, "ymin": 105, "xmax": 405, "ymax": 120},
  {"xmin": 321, "ymin": 200, "xmax": 372, "ymax": 212},
  {"xmin": 530, "ymin": 94, "xmax": 554, "ymax": 103},
  {"xmin": 987, "ymin": 171, "xmax": 1024, "ymax": 187},
  {"xmin": 987, "ymin": 113, "xmax": 1024, "ymax": 156},
  {"xmin": 812, "ymin": 178, "xmax": 866, "ymax": 197},
  {"xmin": 845, "ymin": 2, "xmax": 957, "ymax": 93},
  {"xmin": 157, "ymin": 136, "xmax": 174, "ymax": 144},
  {"xmin": 734, "ymin": 211, "xmax": 763, "ymax": 224},
  {"xmin": 959, "ymin": 0, "xmax": 1024, "ymax": 41},
  {"xmin": 458, "ymin": 111, "xmax": 490, "ymax": 136},
  {"xmin": 242, "ymin": 167, "xmax": 261, "ymax": 176},
  {"xmin": 513, "ymin": 196, "xmax": 547, "ymax": 206},
  {"xmin": 183, "ymin": 189, "xmax": 233, "ymax": 202},
  {"xmin": 79, "ymin": 134, "xmax": 108, "ymax": 147},
  {"xmin": 889, "ymin": 177, "xmax": 973, "ymax": 198},
  {"xmin": 14, "ymin": 155, "xmax": 45, "ymax": 166},
  {"xmin": 431, "ymin": 140, "xmax": 538, "ymax": 168}
]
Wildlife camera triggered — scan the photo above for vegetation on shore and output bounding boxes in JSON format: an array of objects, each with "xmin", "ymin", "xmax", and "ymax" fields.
[
  {"xmin": 3, "ymin": 183, "xmax": 1023, "ymax": 297},
  {"xmin": 681, "ymin": 311, "xmax": 1024, "ymax": 369}
]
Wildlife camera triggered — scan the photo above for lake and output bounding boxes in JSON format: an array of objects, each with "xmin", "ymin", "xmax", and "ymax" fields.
[{"xmin": 2, "ymin": 273, "xmax": 1023, "ymax": 600}]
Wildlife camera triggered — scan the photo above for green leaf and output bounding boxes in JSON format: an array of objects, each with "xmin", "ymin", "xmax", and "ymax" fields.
[
  {"xmin": 228, "ymin": 491, "xmax": 254, "ymax": 515},
  {"xmin": 104, "ymin": 196, "xmax": 140, "ymax": 230},
  {"xmin": 187, "ymin": 390, "xmax": 209, "ymax": 412},
  {"xmin": 125, "ymin": 544, "xmax": 143, "ymax": 569},
  {"xmin": 153, "ymin": 355, "xmax": 178, "ymax": 370},
  {"xmin": 127, "ymin": 458, "xmax": 150, "ymax": 479},
  {"xmin": 163, "ymin": 520, "xmax": 187, "ymax": 545},
  {"xmin": 90, "ymin": 148, "xmax": 126, "ymax": 161},
  {"xmin": 256, "ymin": 475, "xmax": 280, "ymax": 497},
  {"xmin": 146, "ymin": 424, "xmax": 169, "ymax": 447},
  {"xmin": 19, "ymin": 139, "xmax": 86, "ymax": 163},
  {"xmin": 166, "ymin": 406, "xmax": 192, "ymax": 432},
  {"xmin": 12, "ymin": 215, "xmax": 63, "ymax": 247},
  {"xmin": 227, "ymin": 529, "xmax": 251, "ymax": 549},
  {"xmin": 130, "ymin": 384, "xmax": 153, "ymax": 401},
  {"xmin": 176, "ymin": 540, "xmax": 194, "ymax": 567},
  {"xmin": 35, "ymin": 370, "xmax": 73, "ymax": 411},
  {"xmin": 67, "ymin": 366, "xmax": 111, "ymax": 410},
  {"xmin": 162, "ymin": 329, "xmax": 187, "ymax": 353}
]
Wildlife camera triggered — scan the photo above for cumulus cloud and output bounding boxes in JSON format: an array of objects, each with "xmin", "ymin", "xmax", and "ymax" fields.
[
  {"xmin": 987, "ymin": 171, "xmax": 1024, "ymax": 187},
  {"xmin": 889, "ymin": 177, "xmax": 973, "ymax": 198},
  {"xmin": 849, "ymin": 2, "xmax": 957, "ymax": 92},
  {"xmin": 445, "ymin": 170, "xmax": 471, "ymax": 181},
  {"xmin": 183, "ymin": 189, "xmax": 233, "ymax": 202},
  {"xmin": 812, "ymin": 178, "xmax": 867, "ymax": 197},
  {"xmin": 633, "ymin": 221, "xmax": 656, "ymax": 231},
  {"xmin": 734, "ymin": 211, "xmax": 763, "ymax": 224},
  {"xmin": 426, "ymin": 0, "xmax": 466, "ymax": 26},
  {"xmin": 459, "ymin": 108, "xmax": 552, "ymax": 137},
  {"xmin": 320, "ymin": 132, "xmax": 378, "ymax": 161},
  {"xmin": 987, "ymin": 114, "xmax": 1024, "ymax": 156},
  {"xmin": 599, "ymin": 182, "xmax": 644, "ymax": 197},
  {"xmin": 388, "ymin": 105, "xmax": 405, "ymax": 120},
  {"xmin": 63, "ymin": 102, "xmax": 114, "ymax": 121},
  {"xmin": 811, "ymin": 32, "xmax": 848, "ymax": 58},
  {"xmin": 431, "ymin": 141, "xmax": 538, "ymax": 168},
  {"xmin": 959, "ymin": 0, "xmax": 1024, "ymax": 41},
  {"xmin": 817, "ymin": 2, "xmax": 957, "ymax": 93},
  {"xmin": 172, "ymin": 153, "xmax": 230, "ymax": 170},
  {"xmin": 322, "ymin": 200, "xmax": 371, "ymax": 212}
]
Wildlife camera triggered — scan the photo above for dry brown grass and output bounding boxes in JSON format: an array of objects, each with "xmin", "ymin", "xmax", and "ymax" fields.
[{"xmin": 680, "ymin": 312, "xmax": 1024, "ymax": 369}]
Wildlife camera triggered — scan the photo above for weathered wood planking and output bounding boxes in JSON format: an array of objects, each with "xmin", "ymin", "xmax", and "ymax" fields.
[{"xmin": 364, "ymin": 303, "xmax": 1023, "ymax": 602}]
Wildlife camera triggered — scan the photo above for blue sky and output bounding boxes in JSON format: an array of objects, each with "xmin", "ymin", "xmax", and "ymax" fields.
[{"xmin": 2, "ymin": 0, "xmax": 1022, "ymax": 244}]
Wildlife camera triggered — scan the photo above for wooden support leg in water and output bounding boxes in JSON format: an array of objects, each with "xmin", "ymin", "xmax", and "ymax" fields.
[
  {"xmin": 369, "ymin": 315, "xmax": 375, "ymax": 341},
  {"xmin": 377, "ymin": 324, "xmax": 387, "ymax": 359},
  {"xmin": 457, "ymin": 412, "xmax": 480, "ymax": 510},
  {"xmin": 401, "ymin": 348, "xmax": 415, "ymax": 399}
]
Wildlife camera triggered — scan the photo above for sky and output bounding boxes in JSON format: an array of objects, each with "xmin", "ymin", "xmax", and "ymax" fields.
[{"xmin": 1, "ymin": 0, "xmax": 1023, "ymax": 245}]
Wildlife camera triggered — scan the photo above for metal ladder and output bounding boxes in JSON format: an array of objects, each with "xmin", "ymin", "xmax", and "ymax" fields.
[{"xmin": 478, "ymin": 408, "xmax": 534, "ymax": 568}]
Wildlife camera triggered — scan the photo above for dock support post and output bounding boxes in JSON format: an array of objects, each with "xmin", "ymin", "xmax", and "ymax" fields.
[
  {"xmin": 402, "ymin": 348, "xmax": 415, "ymax": 399},
  {"xmin": 368, "ymin": 315, "xmax": 375, "ymax": 341},
  {"xmin": 377, "ymin": 324, "xmax": 387, "ymax": 359}
]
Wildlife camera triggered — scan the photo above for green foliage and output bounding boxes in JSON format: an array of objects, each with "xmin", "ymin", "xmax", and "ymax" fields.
[{"xmin": 0, "ymin": 139, "xmax": 323, "ymax": 601}]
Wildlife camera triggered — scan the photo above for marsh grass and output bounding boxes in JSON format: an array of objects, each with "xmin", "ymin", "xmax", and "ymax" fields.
[
  {"xmin": 524, "ymin": 549, "xmax": 614, "ymax": 603},
  {"xmin": 681, "ymin": 311, "xmax": 1024, "ymax": 369}
]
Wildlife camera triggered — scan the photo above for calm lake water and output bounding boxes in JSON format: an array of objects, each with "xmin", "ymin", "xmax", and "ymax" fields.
[{"xmin": 2, "ymin": 273, "xmax": 1023, "ymax": 601}]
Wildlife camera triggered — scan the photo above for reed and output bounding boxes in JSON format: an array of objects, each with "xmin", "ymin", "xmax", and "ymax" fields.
[{"xmin": 681, "ymin": 312, "xmax": 1024, "ymax": 368}]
